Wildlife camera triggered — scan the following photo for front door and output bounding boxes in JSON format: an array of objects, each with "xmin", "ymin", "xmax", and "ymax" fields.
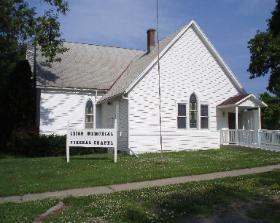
[{"xmin": 228, "ymin": 112, "xmax": 235, "ymax": 129}]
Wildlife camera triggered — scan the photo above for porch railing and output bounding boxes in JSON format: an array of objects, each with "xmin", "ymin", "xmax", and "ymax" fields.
[{"xmin": 221, "ymin": 129, "xmax": 280, "ymax": 151}]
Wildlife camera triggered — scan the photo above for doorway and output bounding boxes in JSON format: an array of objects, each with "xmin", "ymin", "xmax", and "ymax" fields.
[{"xmin": 228, "ymin": 112, "xmax": 235, "ymax": 129}]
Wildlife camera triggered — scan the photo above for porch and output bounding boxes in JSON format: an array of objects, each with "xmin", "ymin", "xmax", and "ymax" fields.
[
  {"xmin": 220, "ymin": 129, "xmax": 280, "ymax": 151},
  {"xmin": 218, "ymin": 94, "xmax": 280, "ymax": 151},
  {"xmin": 218, "ymin": 94, "xmax": 266, "ymax": 131}
]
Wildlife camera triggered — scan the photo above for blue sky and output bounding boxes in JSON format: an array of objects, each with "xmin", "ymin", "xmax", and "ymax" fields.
[{"xmin": 33, "ymin": 0, "xmax": 276, "ymax": 96}]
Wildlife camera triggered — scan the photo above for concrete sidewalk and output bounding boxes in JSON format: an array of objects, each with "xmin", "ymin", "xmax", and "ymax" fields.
[{"xmin": 1, "ymin": 164, "xmax": 279, "ymax": 204}]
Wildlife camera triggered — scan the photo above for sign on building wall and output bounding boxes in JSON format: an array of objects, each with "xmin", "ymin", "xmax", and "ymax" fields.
[{"xmin": 66, "ymin": 120, "xmax": 117, "ymax": 163}]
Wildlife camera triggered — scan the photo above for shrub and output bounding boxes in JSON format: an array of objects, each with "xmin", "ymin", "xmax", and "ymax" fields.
[
  {"xmin": 6, "ymin": 130, "xmax": 107, "ymax": 157},
  {"xmin": 6, "ymin": 130, "xmax": 66, "ymax": 157}
]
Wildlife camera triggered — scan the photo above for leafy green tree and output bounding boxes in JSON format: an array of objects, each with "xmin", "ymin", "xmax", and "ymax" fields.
[
  {"xmin": 1, "ymin": 0, "xmax": 68, "ymax": 67},
  {"xmin": 260, "ymin": 92, "xmax": 280, "ymax": 129},
  {"xmin": 248, "ymin": 0, "xmax": 280, "ymax": 97},
  {"xmin": 0, "ymin": 0, "xmax": 69, "ymax": 149},
  {"xmin": 248, "ymin": 0, "xmax": 280, "ymax": 129},
  {"xmin": 1, "ymin": 60, "xmax": 36, "ymax": 147}
]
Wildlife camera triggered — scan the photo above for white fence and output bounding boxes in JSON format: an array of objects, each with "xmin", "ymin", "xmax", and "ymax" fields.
[{"xmin": 221, "ymin": 129, "xmax": 280, "ymax": 151}]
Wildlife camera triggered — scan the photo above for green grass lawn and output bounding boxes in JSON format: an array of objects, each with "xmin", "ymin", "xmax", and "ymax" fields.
[
  {"xmin": 0, "ymin": 170, "xmax": 279, "ymax": 223},
  {"xmin": 0, "ymin": 147, "xmax": 280, "ymax": 196}
]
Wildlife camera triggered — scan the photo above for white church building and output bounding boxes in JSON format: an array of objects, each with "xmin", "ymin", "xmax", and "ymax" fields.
[{"xmin": 28, "ymin": 20, "xmax": 267, "ymax": 154}]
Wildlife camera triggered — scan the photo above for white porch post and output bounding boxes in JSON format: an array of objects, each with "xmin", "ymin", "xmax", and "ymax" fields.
[
  {"xmin": 66, "ymin": 122, "xmax": 70, "ymax": 163},
  {"xmin": 258, "ymin": 106, "xmax": 261, "ymax": 130},
  {"xmin": 114, "ymin": 118, "xmax": 118, "ymax": 163},
  {"xmin": 66, "ymin": 140, "xmax": 69, "ymax": 163},
  {"xmin": 235, "ymin": 106, "xmax": 238, "ymax": 130},
  {"xmin": 235, "ymin": 106, "xmax": 239, "ymax": 144},
  {"xmin": 257, "ymin": 106, "xmax": 262, "ymax": 148}
]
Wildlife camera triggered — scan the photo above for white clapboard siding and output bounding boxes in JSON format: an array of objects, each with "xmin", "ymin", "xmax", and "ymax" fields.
[
  {"xmin": 40, "ymin": 89, "xmax": 102, "ymax": 135},
  {"xmin": 100, "ymin": 101, "xmax": 116, "ymax": 129},
  {"xmin": 118, "ymin": 98, "xmax": 129, "ymax": 150},
  {"xmin": 239, "ymin": 110, "xmax": 255, "ymax": 130},
  {"xmin": 100, "ymin": 97, "xmax": 129, "ymax": 151},
  {"xmin": 128, "ymin": 26, "xmax": 240, "ymax": 153}
]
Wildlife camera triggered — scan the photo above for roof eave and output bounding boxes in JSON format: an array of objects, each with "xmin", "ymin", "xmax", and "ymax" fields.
[
  {"xmin": 217, "ymin": 104, "xmax": 236, "ymax": 109},
  {"xmin": 37, "ymin": 85, "xmax": 108, "ymax": 92},
  {"xmin": 235, "ymin": 94, "xmax": 267, "ymax": 107},
  {"xmin": 97, "ymin": 93, "xmax": 123, "ymax": 104},
  {"xmin": 191, "ymin": 21, "xmax": 246, "ymax": 94}
]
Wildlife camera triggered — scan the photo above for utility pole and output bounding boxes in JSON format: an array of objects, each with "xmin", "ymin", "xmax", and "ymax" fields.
[{"xmin": 156, "ymin": 0, "xmax": 163, "ymax": 154}]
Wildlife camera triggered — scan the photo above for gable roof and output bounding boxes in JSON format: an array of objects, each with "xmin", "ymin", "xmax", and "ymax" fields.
[
  {"xmin": 29, "ymin": 42, "xmax": 144, "ymax": 90},
  {"xmin": 218, "ymin": 94, "xmax": 267, "ymax": 107},
  {"xmin": 219, "ymin": 94, "xmax": 249, "ymax": 106},
  {"xmin": 98, "ymin": 20, "xmax": 246, "ymax": 103}
]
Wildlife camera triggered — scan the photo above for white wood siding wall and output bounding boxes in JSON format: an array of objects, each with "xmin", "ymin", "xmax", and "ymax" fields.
[
  {"xmin": 240, "ymin": 110, "xmax": 259, "ymax": 130},
  {"xmin": 40, "ymin": 89, "xmax": 102, "ymax": 135},
  {"xmin": 99, "ymin": 97, "xmax": 129, "ymax": 151},
  {"xmin": 100, "ymin": 101, "xmax": 116, "ymax": 129},
  {"xmin": 41, "ymin": 89, "xmax": 129, "ymax": 150},
  {"xmin": 128, "ymin": 27, "xmax": 240, "ymax": 153},
  {"xmin": 118, "ymin": 98, "xmax": 129, "ymax": 151}
]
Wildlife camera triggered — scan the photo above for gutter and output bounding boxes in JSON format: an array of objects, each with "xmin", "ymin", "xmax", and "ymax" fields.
[{"xmin": 38, "ymin": 86, "xmax": 107, "ymax": 93}]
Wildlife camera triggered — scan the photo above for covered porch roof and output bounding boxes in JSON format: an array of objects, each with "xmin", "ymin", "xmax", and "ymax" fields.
[{"xmin": 217, "ymin": 94, "xmax": 267, "ymax": 109}]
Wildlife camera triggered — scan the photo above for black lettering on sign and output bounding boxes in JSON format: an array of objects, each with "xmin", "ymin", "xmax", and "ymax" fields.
[{"xmin": 88, "ymin": 131, "xmax": 94, "ymax": 136}]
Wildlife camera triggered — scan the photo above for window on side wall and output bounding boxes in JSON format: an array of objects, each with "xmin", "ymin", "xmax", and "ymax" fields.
[
  {"xmin": 177, "ymin": 103, "xmax": 187, "ymax": 129},
  {"xmin": 200, "ymin": 104, "xmax": 209, "ymax": 129},
  {"xmin": 85, "ymin": 99, "xmax": 94, "ymax": 128},
  {"xmin": 189, "ymin": 93, "xmax": 198, "ymax": 128}
]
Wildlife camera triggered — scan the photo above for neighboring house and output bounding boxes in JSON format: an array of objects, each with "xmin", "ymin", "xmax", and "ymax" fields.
[{"xmin": 27, "ymin": 20, "xmax": 266, "ymax": 154}]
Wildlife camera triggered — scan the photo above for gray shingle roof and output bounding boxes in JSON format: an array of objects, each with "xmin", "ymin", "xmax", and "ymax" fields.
[
  {"xmin": 218, "ymin": 94, "xmax": 249, "ymax": 106},
  {"xmin": 32, "ymin": 42, "xmax": 144, "ymax": 90},
  {"xmin": 98, "ymin": 23, "xmax": 186, "ymax": 102}
]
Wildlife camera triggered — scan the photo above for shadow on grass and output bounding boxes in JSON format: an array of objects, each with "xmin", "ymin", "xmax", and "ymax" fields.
[
  {"xmin": 121, "ymin": 173, "xmax": 280, "ymax": 223},
  {"xmin": 40, "ymin": 171, "xmax": 280, "ymax": 223}
]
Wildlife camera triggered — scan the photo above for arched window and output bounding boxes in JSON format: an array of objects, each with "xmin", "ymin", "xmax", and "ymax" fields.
[
  {"xmin": 189, "ymin": 93, "xmax": 198, "ymax": 128},
  {"xmin": 85, "ymin": 99, "xmax": 94, "ymax": 128}
]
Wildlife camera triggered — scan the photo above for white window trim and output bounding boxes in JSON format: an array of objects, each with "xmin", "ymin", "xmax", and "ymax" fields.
[
  {"xmin": 84, "ymin": 98, "xmax": 96, "ymax": 129},
  {"xmin": 177, "ymin": 102, "xmax": 187, "ymax": 129},
  {"xmin": 175, "ymin": 97, "xmax": 210, "ymax": 131},
  {"xmin": 200, "ymin": 103, "xmax": 210, "ymax": 130},
  {"xmin": 189, "ymin": 93, "xmax": 199, "ymax": 129}
]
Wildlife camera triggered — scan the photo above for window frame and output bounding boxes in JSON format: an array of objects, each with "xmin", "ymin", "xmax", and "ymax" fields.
[
  {"xmin": 200, "ymin": 104, "xmax": 209, "ymax": 130},
  {"xmin": 189, "ymin": 93, "xmax": 198, "ymax": 129},
  {"xmin": 85, "ymin": 99, "xmax": 95, "ymax": 129},
  {"xmin": 177, "ymin": 103, "xmax": 187, "ymax": 129}
]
